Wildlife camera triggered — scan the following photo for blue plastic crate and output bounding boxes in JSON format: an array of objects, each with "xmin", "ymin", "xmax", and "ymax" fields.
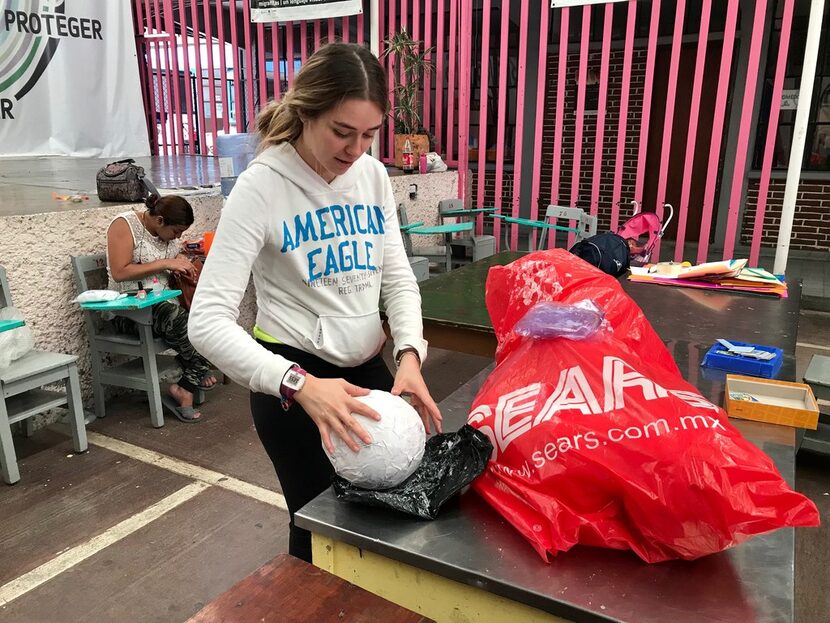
[{"xmin": 701, "ymin": 340, "xmax": 783, "ymax": 378}]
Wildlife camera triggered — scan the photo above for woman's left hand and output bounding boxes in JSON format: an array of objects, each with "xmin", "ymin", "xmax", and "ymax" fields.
[{"xmin": 391, "ymin": 354, "xmax": 442, "ymax": 434}]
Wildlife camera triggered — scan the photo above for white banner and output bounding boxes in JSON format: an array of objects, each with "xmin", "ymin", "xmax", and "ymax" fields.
[
  {"xmin": 0, "ymin": 0, "xmax": 149, "ymax": 157},
  {"xmin": 250, "ymin": 0, "xmax": 363, "ymax": 24}
]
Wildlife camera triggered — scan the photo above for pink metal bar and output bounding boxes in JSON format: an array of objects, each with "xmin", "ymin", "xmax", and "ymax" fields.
[
  {"xmin": 652, "ymin": 0, "xmax": 686, "ymax": 261},
  {"xmin": 399, "ymin": 1, "xmax": 407, "ymax": 93},
  {"xmin": 697, "ymin": 0, "xmax": 739, "ymax": 264},
  {"xmin": 674, "ymin": 1, "xmax": 712, "ymax": 262},
  {"xmin": 435, "ymin": 0, "xmax": 445, "ymax": 156},
  {"xmin": 286, "ymin": 23, "xmax": 295, "ymax": 89},
  {"xmin": 475, "ymin": 0, "xmax": 492, "ymax": 232},
  {"xmin": 610, "ymin": 1, "xmax": 636, "ymax": 231},
  {"xmin": 136, "ymin": 0, "xmax": 161, "ymax": 155},
  {"xmin": 722, "ymin": 0, "xmax": 769, "ymax": 260},
  {"xmin": 216, "ymin": 0, "xmax": 230, "ymax": 134},
  {"xmin": 163, "ymin": 0, "xmax": 184, "ymax": 152},
  {"xmin": 528, "ymin": 0, "xmax": 550, "ymax": 249},
  {"xmin": 508, "ymin": 0, "xmax": 530, "ymax": 249},
  {"xmin": 568, "ymin": 4, "xmax": 591, "ymax": 249},
  {"xmin": 300, "ymin": 22, "xmax": 308, "ymax": 65},
  {"xmin": 201, "ymin": 0, "xmax": 218, "ymax": 150},
  {"xmin": 150, "ymin": 0, "xmax": 169, "ymax": 155},
  {"xmin": 589, "ymin": 3, "xmax": 614, "ymax": 219},
  {"xmin": 189, "ymin": 0, "xmax": 207, "ymax": 152},
  {"xmin": 134, "ymin": 0, "xmax": 155, "ymax": 153},
  {"xmin": 751, "ymin": 0, "xmax": 794, "ymax": 267},
  {"xmin": 356, "ymin": 11, "xmax": 363, "ymax": 45},
  {"xmin": 634, "ymin": 0, "xmax": 661, "ymax": 203},
  {"xmin": 258, "ymin": 23, "xmax": 268, "ymax": 109},
  {"xmin": 422, "ymin": 0, "xmax": 432, "ymax": 131},
  {"xmin": 493, "ymin": 0, "xmax": 510, "ymax": 251},
  {"xmin": 387, "ymin": 1, "xmax": 395, "ymax": 161},
  {"xmin": 549, "ymin": 7, "xmax": 569, "ymax": 246},
  {"xmin": 446, "ymin": 0, "xmax": 457, "ymax": 164},
  {"xmin": 271, "ymin": 24, "xmax": 281, "ymax": 101},
  {"xmin": 413, "ymin": 0, "xmax": 420, "ymax": 43},
  {"xmin": 457, "ymin": 0, "xmax": 471, "ymax": 200},
  {"xmin": 315, "ymin": 20, "xmax": 322, "ymax": 47},
  {"xmin": 158, "ymin": 1, "xmax": 178, "ymax": 154},
  {"xmin": 242, "ymin": 1, "xmax": 256, "ymax": 130},
  {"xmin": 176, "ymin": 0, "xmax": 196, "ymax": 151},
  {"xmin": 328, "ymin": 17, "xmax": 335, "ymax": 42},
  {"xmin": 342, "ymin": 16, "xmax": 349, "ymax": 43},
  {"xmin": 228, "ymin": 0, "xmax": 243, "ymax": 133}
]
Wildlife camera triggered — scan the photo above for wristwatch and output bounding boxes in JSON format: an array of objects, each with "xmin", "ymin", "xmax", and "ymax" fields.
[
  {"xmin": 280, "ymin": 364, "xmax": 307, "ymax": 410},
  {"xmin": 395, "ymin": 346, "xmax": 421, "ymax": 369}
]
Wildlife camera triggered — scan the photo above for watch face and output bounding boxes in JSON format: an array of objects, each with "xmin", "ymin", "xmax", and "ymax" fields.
[{"xmin": 284, "ymin": 369, "xmax": 305, "ymax": 390}]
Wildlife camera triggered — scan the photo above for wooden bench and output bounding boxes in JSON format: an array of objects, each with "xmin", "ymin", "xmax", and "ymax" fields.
[{"xmin": 187, "ymin": 553, "xmax": 434, "ymax": 623}]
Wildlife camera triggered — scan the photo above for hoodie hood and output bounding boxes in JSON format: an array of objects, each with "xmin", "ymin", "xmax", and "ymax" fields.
[{"xmin": 253, "ymin": 142, "xmax": 371, "ymax": 196}]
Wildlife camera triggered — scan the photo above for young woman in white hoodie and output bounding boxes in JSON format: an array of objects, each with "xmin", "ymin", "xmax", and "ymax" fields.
[{"xmin": 188, "ymin": 42, "xmax": 441, "ymax": 562}]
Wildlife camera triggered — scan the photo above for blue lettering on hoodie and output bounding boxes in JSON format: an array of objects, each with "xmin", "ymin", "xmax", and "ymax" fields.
[{"xmin": 280, "ymin": 204, "xmax": 385, "ymax": 281}]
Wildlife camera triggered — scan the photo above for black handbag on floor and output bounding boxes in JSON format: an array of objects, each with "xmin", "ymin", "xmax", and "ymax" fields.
[{"xmin": 96, "ymin": 159, "xmax": 158, "ymax": 202}]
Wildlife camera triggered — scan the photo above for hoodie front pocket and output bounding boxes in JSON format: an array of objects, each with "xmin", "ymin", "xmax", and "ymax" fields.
[{"xmin": 304, "ymin": 310, "xmax": 385, "ymax": 365}]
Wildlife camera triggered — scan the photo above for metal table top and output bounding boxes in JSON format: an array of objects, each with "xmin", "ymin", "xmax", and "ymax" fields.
[{"xmin": 298, "ymin": 255, "xmax": 803, "ymax": 623}]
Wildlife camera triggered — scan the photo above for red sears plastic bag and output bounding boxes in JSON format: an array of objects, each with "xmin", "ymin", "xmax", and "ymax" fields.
[{"xmin": 468, "ymin": 250, "xmax": 819, "ymax": 563}]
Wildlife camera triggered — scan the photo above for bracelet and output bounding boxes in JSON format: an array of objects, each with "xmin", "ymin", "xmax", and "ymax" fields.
[{"xmin": 395, "ymin": 347, "xmax": 421, "ymax": 369}]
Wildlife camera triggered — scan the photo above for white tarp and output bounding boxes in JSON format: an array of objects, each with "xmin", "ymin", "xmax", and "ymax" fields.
[
  {"xmin": 250, "ymin": 0, "xmax": 363, "ymax": 24},
  {"xmin": 0, "ymin": 0, "xmax": 149, "ymax": 157}
]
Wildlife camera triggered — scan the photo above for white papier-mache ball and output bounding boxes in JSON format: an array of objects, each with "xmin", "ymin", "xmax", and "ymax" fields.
[{"xmin": 324, "ymin": 390, "xmax": 426, "ymax": 489}]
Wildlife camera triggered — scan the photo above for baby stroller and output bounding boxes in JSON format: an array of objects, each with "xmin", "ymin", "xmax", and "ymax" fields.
[{"xmin": 616, "ymin": 200, "xmax": 674, "ymax": 265}]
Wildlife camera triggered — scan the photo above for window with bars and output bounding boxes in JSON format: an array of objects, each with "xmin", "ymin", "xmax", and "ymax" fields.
[{"xmin": 753, "ymin": 0, "xmax": 830, "ymax": 172}]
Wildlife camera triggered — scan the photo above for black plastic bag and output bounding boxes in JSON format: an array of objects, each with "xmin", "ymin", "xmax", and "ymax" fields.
[{"xmin": 332, "ymin": 425, "xmax": 493, "ymax": 520}]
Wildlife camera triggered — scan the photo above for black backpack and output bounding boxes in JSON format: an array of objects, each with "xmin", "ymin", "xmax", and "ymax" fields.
[{"xmin": 569, "ymin": 232, "xmax": 631, "ymax": 277}]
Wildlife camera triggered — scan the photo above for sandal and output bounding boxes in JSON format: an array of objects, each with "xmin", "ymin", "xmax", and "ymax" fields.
[
  {"xmin": 172, "ymin": 405, "xmax": 203, "ymax": 423},
  {"xmin": 198, "ymin": 375, "xmax": 218, "ymax": 391}
]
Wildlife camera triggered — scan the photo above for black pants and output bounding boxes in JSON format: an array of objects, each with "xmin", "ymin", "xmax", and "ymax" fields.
[{"xmin": 250, "ymin": 342, "xmax": 394, "ymax": 563}]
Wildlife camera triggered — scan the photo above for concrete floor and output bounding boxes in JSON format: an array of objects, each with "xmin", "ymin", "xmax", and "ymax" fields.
[{"xmin": 2, "ymin": 323, "xmax": 830, "ymax": 622}]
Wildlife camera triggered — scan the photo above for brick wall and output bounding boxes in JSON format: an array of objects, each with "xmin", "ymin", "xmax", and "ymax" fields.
[
  {"xmin": 537, "ymin": 49, "xmax": 647, "ymax": 233},
  {"xmin": 470, "ymin": 48, "xmax": 645, "ymax": 235},
  {"xmin": 470, "ymin": 46, "xmax": 826, "ymax": 252},
  {"xmin": 742, "ymin": 179, "xmax": 830, "ymax": 252}
]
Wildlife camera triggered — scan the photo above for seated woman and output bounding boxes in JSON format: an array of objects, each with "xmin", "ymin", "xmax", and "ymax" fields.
[{"xmin": 106, "ymin": 194, "xmax": 216, "ymax": 422}]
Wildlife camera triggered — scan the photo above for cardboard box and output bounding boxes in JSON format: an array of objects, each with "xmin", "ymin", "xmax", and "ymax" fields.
[{"xmin": 724, "ymin": 375, "xmax": 819, "ymax": 429}]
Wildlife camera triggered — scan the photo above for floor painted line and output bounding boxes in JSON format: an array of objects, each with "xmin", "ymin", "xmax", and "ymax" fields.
[
  {"xmin": 797, "ymin": 342, "xmax": 830, "ymax": 352},
  {"xmin": 0, "ymin": 482, "xmax": 208, "ymax": 607},
  {"xmin": 86, "ymin": 431, "xmax": 288, "ymax": 511}
]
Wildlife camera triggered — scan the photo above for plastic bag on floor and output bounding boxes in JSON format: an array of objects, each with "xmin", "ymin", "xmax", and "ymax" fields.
[
  {"xmin": 468, "ymin": 249, "xmax": 820, "ymax": 563},
  {"xmin": 332, "ymin": 425, "xmax": 492, "ymax": 519}
]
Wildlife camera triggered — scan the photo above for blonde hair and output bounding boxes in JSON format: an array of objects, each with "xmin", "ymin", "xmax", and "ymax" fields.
[{"xmin": 256, "ymin": 42, "xmax": 389, "ymax": 150}]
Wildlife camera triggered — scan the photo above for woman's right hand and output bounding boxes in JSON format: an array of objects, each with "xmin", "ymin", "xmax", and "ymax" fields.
[
  {"xmin": 166, "ymin": 256, "xmax": 197, "ymax": 278},
  {"xmin": 295, "ymin": 375, "xmax": 381, "ymax": 454}
]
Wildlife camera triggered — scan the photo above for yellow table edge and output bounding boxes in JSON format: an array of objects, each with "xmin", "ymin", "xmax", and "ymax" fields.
[{"xmin": 312, "ymin": 534, "xmax": 569, "ymax": 623}]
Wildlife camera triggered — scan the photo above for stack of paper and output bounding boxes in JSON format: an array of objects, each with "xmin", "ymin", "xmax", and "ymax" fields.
[{"xmin": 629, "ymin": 259, "xmax": 787, "ymax": 297}]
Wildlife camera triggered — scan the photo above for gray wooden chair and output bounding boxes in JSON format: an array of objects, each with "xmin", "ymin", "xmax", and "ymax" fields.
[
  {"xmin": 436, "ymin": 198, "xmax": 497, "ymax": 266},
  {"xmin": 395, "ymin": 205, "xmax": 430, "ymax": 282},
  {"xmin": 404, "ymin": 199, "xmax": 495, "ymax": 273},
  {"xmin": 0, "ymin": 265, "xmax": 87, "ymax": 484},
  {"xmin": 71, "ymin": 254, "xmax": 201, "ymax": 428}
]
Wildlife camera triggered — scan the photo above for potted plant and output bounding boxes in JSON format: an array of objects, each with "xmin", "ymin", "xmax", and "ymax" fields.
[{"xmin": 382, "ymin": 29, "xmax": 432, "ymax": 170}]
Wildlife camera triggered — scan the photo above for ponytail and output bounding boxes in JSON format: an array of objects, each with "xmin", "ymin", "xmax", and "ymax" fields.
[{"xmin": 256, "ymin": 95, "xmax": 304, "ymax": 150}]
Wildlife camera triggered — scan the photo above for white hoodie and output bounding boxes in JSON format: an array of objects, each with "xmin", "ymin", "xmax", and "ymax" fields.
[{"xmin": 188, "ymin": 142, "xmax": 428, "ymax": 399}]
